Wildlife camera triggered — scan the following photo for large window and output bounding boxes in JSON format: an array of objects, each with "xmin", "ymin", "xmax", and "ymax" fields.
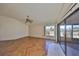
[
  {"xmin": 45, "ymin": 26, "xmax": 55, "ymax": 36},
  {"xmin": 66, "ymin": 25, "xmax": 72, "ymax": 38},
  {"xmin": 73, "ymin": 25, "xmax": 79, "ymax": 39},
  {"xmin": 59, "ymin": 22, "xmax": 66, "ymax": 54},
  {"xmin": 58, "ymin": 8, "xmax": 79, "ymax": 56},
  {"xmin": 60, "ymin": 25, "xmax": 65, "ymax": 37}
]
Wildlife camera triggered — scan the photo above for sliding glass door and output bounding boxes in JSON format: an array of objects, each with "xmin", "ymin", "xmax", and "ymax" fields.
[
  {"xmin": 58, "ymin": 8, "xmax": 79, "ymax": 56},
  {"xmin": 60, "ymin": 22, "xmax": 66, "ymax": 54},
  {"xmin": 66, "ymin": 9, "xmax": 79, "ymax": 56}
]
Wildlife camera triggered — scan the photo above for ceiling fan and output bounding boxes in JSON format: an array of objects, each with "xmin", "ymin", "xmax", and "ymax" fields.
[{"xmin": 25, "ymin": 16, "xmax": 33, "ymax": 24}]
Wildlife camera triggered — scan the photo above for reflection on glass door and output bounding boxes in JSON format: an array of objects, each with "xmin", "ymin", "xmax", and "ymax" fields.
[
  {"xmin": 58, "ymin": 8, "xmax": 79, "ymax": 56},
  {"xmin": 66, "ymin": 9, "xmax": 79, "ymax": 56},
  {"xmin": 58, "ymin": 21, "xmax": 66, "ymax": 54},
  {"xmin": 66, "ymin": 25, "xmax": 79, "ymax": 56},
  {"xmin": 73, "ymin": 25, "xmax": 79, "ymax": 39}
]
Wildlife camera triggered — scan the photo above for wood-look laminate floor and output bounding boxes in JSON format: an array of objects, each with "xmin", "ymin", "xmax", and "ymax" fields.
[{"xmin": 0, "ymin": 37, "xmax": 46, "ymax": 56}]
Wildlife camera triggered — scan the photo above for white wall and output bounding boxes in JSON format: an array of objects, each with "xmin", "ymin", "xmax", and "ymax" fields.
[
  {"xmin": 29, "ymin": 24, "xmax": 44, "ymax": 38},
  {"xmin": 29, "ymin": 24, "xmax": 56, "ymax": 40},
  {"xmin": 0, "ymin": 16, "xmax": 56, "ymax": 41},
  {"xmin": 0, "ymin": 16, "xmax": 29, "ymax": 41}
]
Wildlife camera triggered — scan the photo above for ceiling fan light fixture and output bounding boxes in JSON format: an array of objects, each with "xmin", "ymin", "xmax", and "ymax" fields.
[{"xmin": 25, "ymin": 16, "xmax": 33, "ymax": 24}]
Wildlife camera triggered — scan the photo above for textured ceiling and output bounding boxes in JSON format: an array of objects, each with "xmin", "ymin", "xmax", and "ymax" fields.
[{"xmin": 0, "ymin": 3, "xmax": 72, "ymax": 25}]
